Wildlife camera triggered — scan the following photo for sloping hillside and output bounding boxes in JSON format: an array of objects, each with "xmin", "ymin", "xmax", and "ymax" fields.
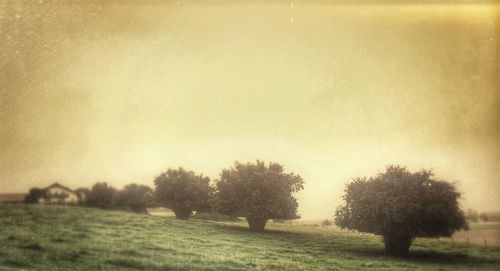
[{"xmin": 0, "ymin": 204, "xmax": 498, "ymax": 271}]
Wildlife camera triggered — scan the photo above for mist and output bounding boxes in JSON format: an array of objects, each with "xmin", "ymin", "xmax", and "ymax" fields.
[{"xmin": 1, "ymin": 1, "xmax": 498, "ymax": 219}]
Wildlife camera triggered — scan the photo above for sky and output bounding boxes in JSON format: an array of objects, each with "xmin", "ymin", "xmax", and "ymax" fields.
[{"xmin": 0, "ymin": 0, "xmax": 498, "ymax": 219}]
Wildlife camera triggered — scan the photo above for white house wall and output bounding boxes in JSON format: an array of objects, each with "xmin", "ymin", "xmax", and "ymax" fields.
[{"xmin": 43, "ymin": 187, "xmax": 78, "ymax": 204}]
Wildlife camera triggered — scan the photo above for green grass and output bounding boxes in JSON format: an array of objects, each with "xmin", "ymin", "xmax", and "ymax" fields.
[{"xmin": 0, "ymin": 204, "xmax": 499, "ymax": 271}]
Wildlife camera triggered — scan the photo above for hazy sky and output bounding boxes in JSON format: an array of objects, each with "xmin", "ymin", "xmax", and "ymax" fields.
[{"xmin": 1, "ymin": 1, "xmax": 498, "ymax": 219}]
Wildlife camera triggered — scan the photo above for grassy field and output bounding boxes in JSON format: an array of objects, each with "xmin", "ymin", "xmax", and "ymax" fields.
[
  {"xmin": 441, "ymin": 222, "xmax": 500, "ymax": 247},
  {"xmin": 0, "ymin": 204, "xmax": 499, "ymax": 271}
]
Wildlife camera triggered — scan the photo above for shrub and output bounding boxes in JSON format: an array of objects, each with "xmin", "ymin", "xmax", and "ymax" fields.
[
  {"xmin": 335, "ymin": 165, "xmax": 467, "ymax": 256},
  {"xmin": 321, "ymin": 219, "xmax": 332, "ymax": 228},
  {"xmin": 465, "ymin": 209, "xmax": 479, "ymax": 223},
  {"xmin": 113, "ymin": 184, "xmax": 154, "ymax": 213},
  {"xmin": 154, "ymin": 167, "xmax": 212, "ymax": 219},
  {"xmin": 479, "ymin": 213, "xmax": 489, "ymax": 222},
  {"xmin": 213, "ymin": 160, "xmax": 304, "ymax": 232},
  {"xmin": 86, "ymin": 182, "xmax": 116, "ymax": 209}
]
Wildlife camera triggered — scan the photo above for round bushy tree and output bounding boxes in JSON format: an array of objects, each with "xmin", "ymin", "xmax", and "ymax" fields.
[
  {"xmin": 113, "ymin": 184, "xmax": 154, "ymax": 213},
  {"xmin": 86, "ymin": 182, "xmax": 116, "ymax": 209},
  {"xmin": 214, "ymin": 161, "xmax": 304, "ymax": 232},
  {"xmin": 335, "ymin": 165, "xmax": 467, "ymax": 256},
  {"xmin": 321, "ymin": 219, "xmax": 332, "ymax": 228},
  {"xmin": 154, "ymin": 167, "xmax": 211, "ymax": 220}
]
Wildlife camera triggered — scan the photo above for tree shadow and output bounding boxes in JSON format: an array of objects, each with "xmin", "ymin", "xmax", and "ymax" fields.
[
  {"xmin": 345, "ymin": 247, "xmax": 500, "ymax": 265},
  {"xmin": 208, "ymin": 222, "xmax": 301, "ymax": 235},
  {"xmin": 194, "ymin": 219, "xmax": 500, "ymax": 267},
  {"xmin": 201, "ymin": 221, "xmax": 320, "ymax": 241}
]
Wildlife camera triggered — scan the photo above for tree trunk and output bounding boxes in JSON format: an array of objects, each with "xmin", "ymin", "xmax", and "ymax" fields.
[
  {"xmin": 173, "ymin": 208, "xmax": 192, "ymax": 220},
  {"xmin": 382, "ymin": 234, "xmax": 414, "ymax": 257},
  {"xmin": 247, "ymin": 217, "xmax": 268, "ymax": 232}
]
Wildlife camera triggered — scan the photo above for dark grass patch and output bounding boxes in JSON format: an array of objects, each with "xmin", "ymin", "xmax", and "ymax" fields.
[
  {"xmin": 170, "ymin": 250, "xmax": 199, "ymax": 258},
  {"xmin": 142, "ymin": 245, "xmax": 177, "ymax": 252},
  {"xmin": 48, "ymin": 250, "xmax": 86, "ymax": 262},
  {"xmin": 17, "ymin": 240, "xmax": 42, "ymax": 250},
  {"xmin": 191, "ymin": 212, "xmax": 243, "ymax": 222},
  {"xmin": 70, "ymin": 232, "xmax": 89, "ymax": 239},
  {"xmin": 106, "ymin": 257, "xmax": 154, "ymax": 269},
  {"xmin": 156, "ymin": 264, "xmax": 174, "ymax": 271},
  {"xmin": 156, "ymin": 263, "xmax": 192, "ymax": 271},
  {"xmin": 406, "ymin": 250, "xmax": 500, "ymax": 265},
  {"xmin": 344, "ymin": 246, "xmax": 500, "ymax": 266},
  {"xmin": 119, "ymin": 248, "xmax": 143, "ymax": 256},
  {"xmin": 211, "ymin": 222, "xmax": 311, "ymax": 237},
  {"xmin": 1, "ymin": 258, "xmax": 30, "ymax": 268},
  {"xmin": 51, "ymin": 237, "xmax": 72, "ymax": 243}
]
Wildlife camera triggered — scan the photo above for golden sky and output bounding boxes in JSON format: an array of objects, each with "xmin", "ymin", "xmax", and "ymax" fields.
[{"xmin": 1, "ymin": 1, "xmax": 498, "ymax": 219}]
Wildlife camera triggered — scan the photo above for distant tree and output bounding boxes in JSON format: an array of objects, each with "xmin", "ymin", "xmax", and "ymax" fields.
[
  {"xmin": 154, "ymin": 167, "xmax": 212, "ymax": 219},
  {"xmin": 113, "ymin": 184, "xmax": 153, "ymax": 213},
  {"xmin": 465, "ymin": 209, "xmax": 479, "ymax": 223},
  {"xmin": 335, "ymin": 165, "xmax": 467, "ymax": 257},
  {"xmin": 479, "ymin": 212, "xmax": 500, "ymax": 222},
  {"xmin": 75, "ymin": 188, "xmax": 90, "ymax": 205},
  {"xmin": 86, "ymin": 182, "xmax": 116, "ymax": 209},
  {"xmin": 479, "ymin": 213, "xmax": 489, "ymax": 222},
  {"xmin": 25, "ymin": 188, "xmax": 46, "ymax": 203},
  {"xmin": 321, "ymin": 219, "xmax": 333, "ymax": 228},
  {"xmin": 213, "ymin": 161, "xmax": 304, "ymax": 232}
]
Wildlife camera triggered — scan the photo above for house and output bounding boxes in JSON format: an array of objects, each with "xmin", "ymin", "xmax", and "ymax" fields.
[
  {"xmin": 39, "ymin": 183, "xmax": 79, "ymax": 204},
  {"xmin": 74, "ymin": 188, "xmax": 89, "ymax": 203}
]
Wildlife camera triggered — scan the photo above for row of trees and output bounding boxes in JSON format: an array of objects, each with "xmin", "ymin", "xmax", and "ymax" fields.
[
  {"xmin": 154, "ymin": 161, "xmax": 304, "ymax": 232},
  {"xmin": 24, "ymin": 182, "xmax": 154, "ymax": 213},
  {"xmin": 78, "ymin": 161, "xmax": 304, "ymax": 233},
  {"xmin": 28, "ymin": 161, "xmax": 468, "ymax": 257},
  {"xmin": 85, "ymin": 183, "xmax": 153, "ymax": 213},
  {"xmin": 464, "ymin": 209, "xmax": 499, "ymax": 223}
]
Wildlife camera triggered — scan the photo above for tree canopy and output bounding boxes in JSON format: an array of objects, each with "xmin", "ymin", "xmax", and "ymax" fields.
[
  {"xmin": 113, "ymin": 183, "xmax": 154, "ymax": 213},
  {"xmin": 214, "ymin": 160, "xmax": 304, "ymax": 231},
  {"xmin": 321, "ymin": 219, "xmax": 332, "ymax": 228},
  {"xmin": 86, "ymin": 182, "xmax": 116, "ymax": 209},
  {"xmin": 154, "ymin": 167, "xmax": 212, "ymax": 219},
  {"xmin": 335, "ymin": 165, "xmax": 467, "ymax": 256}
]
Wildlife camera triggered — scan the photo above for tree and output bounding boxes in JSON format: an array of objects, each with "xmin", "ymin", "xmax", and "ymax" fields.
[
  {"xmin": 113, "ymin": 184, "xmax": 153, "ymax": 213},
  {"xmin": 482, "ymin": 212, "xmax": 500, "ymax": 222},
  {"xmin": 86, "ymin": 182, "xmax": 116, "ymax": 209},
  {"xmin": 25, "ymin": 188, "xmax": 46, "ymax": 203},
  {"xmin": 154, "ymin": 167, "xmax": 212, "ymax": 219},
  {"xmin": 335, "ymin": 165, "xmax": 467, "ymax": 257},
  {"xmin": 75, "ymin": 188, "xmax": 90, "ymax": 205},
  {"xmin": 479, "ymin": 213, "xmax": 489, "ymax": 222},
  {"xmin": 213, "ymin": 161, "xmax": 304, "ymax": 232},
  {"xmin": 465, "ymin": 209, "xmax": 479, "ymax": 223},
  {"xmin": 321, "ymin": 219, "xmax": 332, "ymax": 228}
]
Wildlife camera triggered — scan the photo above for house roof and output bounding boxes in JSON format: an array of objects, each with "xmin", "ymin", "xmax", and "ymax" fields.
[{"xmin": 45, "ymin": 182, "xmax": 75, "ymax": 193}]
